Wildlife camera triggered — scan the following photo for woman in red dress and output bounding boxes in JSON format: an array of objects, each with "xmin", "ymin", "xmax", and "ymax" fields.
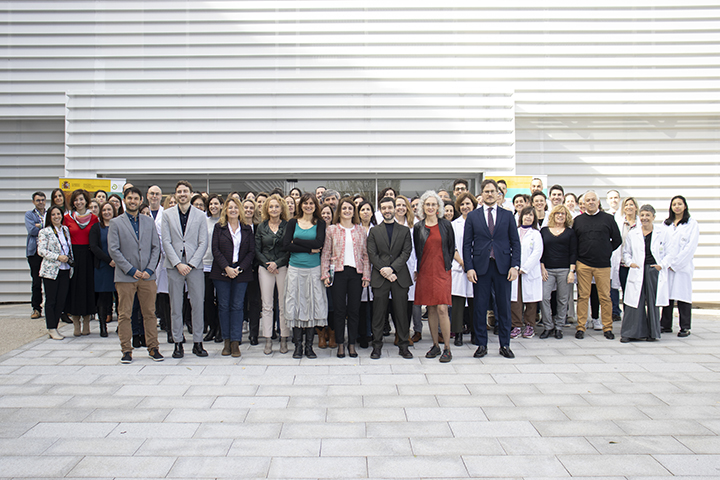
[{"xmin": 413, "ymin": 191, "xmax": 455, "ymax": 362}]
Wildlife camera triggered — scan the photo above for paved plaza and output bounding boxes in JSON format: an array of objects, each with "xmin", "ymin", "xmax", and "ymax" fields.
[{"xmin": 1, "ymin": 304, "xmax": 720, "ymax": 479}]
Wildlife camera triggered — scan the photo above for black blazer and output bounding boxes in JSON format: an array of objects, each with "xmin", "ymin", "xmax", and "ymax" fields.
[
  {"xmin": 210, "ymin": 222, "xmax": 255, "ymax": 283},
  {"xmin": 88, "ymin": 222, "xmax": 112, "ymax": 269},
  {"xmin": 413, "ymin": 218, "xmax": 455, "ymax": 272},
  {"xmin": 367, "ymin": 221, "xmax": 413, "ymax": 289}
]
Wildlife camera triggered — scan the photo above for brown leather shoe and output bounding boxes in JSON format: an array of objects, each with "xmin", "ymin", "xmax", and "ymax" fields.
[
  {"xmin": 394, "ymin": 333, "xmax": 399, "ymax": 346},
  {"xmin": 411, "ymin": 331, "xmax": 422, "ymax": 343},
  {"xmin": 221, "ymin": 339, "xmax": 231, "ymax": 356},
  {"xmin": 328, "ymin": 328, "xmax": 337, "ymax": 348},
  {"xmin": 230, "ymin": 341, "xmax": 241, "ymax": 357},
  {"xmin": 31, "ymin": 309, "xmax": 41, "ymax": 319}
]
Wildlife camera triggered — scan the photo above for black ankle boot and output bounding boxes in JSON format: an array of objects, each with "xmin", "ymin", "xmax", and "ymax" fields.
[
  {"xmin": 99, "ymin": 318, "xmax": 108, "ymax": 337},
  {"xmin": 172, "ymin": 342, "xmax": 184, "ymax": 358},
  {"xmin": 292, "ymin": 327, "xmax": 303, "ymax": 359},
  {"xmin": 304, "ymin": 328, "xmax": 317, "ymax": 359},
  {"xmin": 203, "ymin": 326, "xmax": 216, "ymax": 342},
  {"xmin": 192, "ymin": 342, "xmax": 208, "ymax": 357}
]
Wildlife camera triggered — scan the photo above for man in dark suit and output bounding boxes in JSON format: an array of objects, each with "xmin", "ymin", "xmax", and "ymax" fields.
[
  {"xmin": 463, "ymin": 179, "xmax": 521, "ymax": 358},
  {"xmin": 367, "ymin": 196, "xmax": 414, "ymax": 359},
  {"xmin": 108, "ymin": 187, "xmax": 162, "ymax": 364}
]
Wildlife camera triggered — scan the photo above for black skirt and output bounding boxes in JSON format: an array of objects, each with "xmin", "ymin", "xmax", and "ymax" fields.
[{"xmin": 67, "ymin": 244, "xmax": 96, "ymax": 316}]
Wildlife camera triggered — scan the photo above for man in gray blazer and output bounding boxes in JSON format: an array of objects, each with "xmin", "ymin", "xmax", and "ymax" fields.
[
  {"xmin": 108, "ymin": 187, "xmax": 162, "ymax": 364},
  {"xmin": 161, "ymin": 180, "xmax": 209, "ymax": 358},
  {"xmin": 367, "ymin": 196, "xmax": 414, "ymax": 360}
]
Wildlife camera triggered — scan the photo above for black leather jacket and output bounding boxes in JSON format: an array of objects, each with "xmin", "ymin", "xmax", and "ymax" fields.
[{"xmin": 413, "ymin": 218, "xmax": 455, "ymax": 272}]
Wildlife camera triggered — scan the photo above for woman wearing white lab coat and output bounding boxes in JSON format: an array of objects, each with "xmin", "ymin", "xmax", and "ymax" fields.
[
  {"xmin": 657, "ymin": 195, "xmax": 699, "ymax": 337},
  {"xmin": 620, "ymin": 204, "xmax": 664, "ymax": 342},
  {"xmin": 510, "ymin": 207, "xmax": 544, "ymax": 339},
  {"xmin": 450, "ymin": 192, "xmax": 477, "ymax": 346}
]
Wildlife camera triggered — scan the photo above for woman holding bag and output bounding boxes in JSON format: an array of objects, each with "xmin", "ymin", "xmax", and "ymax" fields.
[{"xmin": 38, "ymin": 205, "xmax": 73, "ymax": 340}]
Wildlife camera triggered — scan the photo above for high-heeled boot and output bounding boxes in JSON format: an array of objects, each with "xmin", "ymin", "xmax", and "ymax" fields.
[
  {"xmin": 327, "ymin": 327, "xmax": 337, "ymax": 349},
  {"xmin": 99, "ymin": 315, "xmax": 108, "ymax": 337}
]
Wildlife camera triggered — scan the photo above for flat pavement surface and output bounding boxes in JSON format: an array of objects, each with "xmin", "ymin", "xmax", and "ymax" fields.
[{"xmin": 1, "ymin": 303, "xmax": 719, "ymax": 479}]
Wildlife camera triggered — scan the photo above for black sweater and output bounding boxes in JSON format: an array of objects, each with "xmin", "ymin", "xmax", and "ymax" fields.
[
  {"xmin": 572, "ymin": 211, "xmax": 622, "ymax": 268},
  {"xmin": 540, "ymin": 227, "xmax": 577, "ymax": 269}
]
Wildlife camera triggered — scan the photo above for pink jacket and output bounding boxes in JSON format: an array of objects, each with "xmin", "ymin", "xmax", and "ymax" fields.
[{"xmin": 321, "ymin": 223, "xmax": 371, "ymax": 282}]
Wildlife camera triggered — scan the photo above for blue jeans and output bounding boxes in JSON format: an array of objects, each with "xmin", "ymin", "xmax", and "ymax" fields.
[{"xmin": 215, "ymin": 280, "xmax": 248, "ymax": 342}]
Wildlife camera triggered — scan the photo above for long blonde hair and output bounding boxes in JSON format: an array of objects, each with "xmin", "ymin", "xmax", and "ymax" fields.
[
  {"xmin": 395, "ymin": 195, "xmax": 414, "ymax": 226},
  {"xmin": 261, "ymin": 194, "xmax": 289, "ymax": 222},
  {"xmin": 219, "ymin": 197, "xmax": 248, "ymax": 227}
]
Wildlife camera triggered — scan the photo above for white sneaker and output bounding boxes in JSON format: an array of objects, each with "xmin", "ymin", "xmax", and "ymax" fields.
[
  {"xmin": 242, "ymin": 322, "xmax": 249, "ymax": 334},
  {"xmin": 592, "ymin": 318, "xmax": 602, "ymax": 331}
]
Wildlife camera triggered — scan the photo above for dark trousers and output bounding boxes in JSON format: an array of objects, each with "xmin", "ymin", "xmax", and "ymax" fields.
[
  {"xmin": 131, "ymin": 294, "xmax": 144, "ymax": 336},
  {"xmin": 43, "ymin": 270, "xmax": 70, "ymax": 329},
  {"xmin": 96, "ymin": 292, "xmax": 114, "ymax": 323},
  {"xmin": 590, "ymin": 284, "xmax": 600, "ymax": 319},
  {"xmin": 156, "ymin": 293, "xmax": 171, "ymax": 331},
  {"xmin": 28, "ymin": 254, "xmax": 43, "ymax": 313},
  {"xmin": 451, "ymin": 295, "xmax": 474, "ymax": 334},
  {"xmin": 473, "ymin": 259, "xmax": 512, "ymax": 348},
  {"xmin": 204, "ymin": 272, "xmax": 219, "ymax": 330},
  {"xmin": 661, "ymin": 300, "xmax": 692, "ymax": 331},
  {"xmin": 372, "ymin": 281, "xmax": 409, "ymax": 350},
  {"xmin": 359, "ymin": 299, "xmax": 373, "ymax": 339},
  {"xmin": 332, "ymin": 267, "xmax": 363, "ymax": 345},
  {"xmin": 244, "ymin": 270, "xmax": 261, "ymax": 338}
]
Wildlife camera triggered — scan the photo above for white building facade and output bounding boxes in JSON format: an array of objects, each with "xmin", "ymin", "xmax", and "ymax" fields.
[{"xmin": 1, "ymin": 1, "xmax": 718, "ymax": 304}]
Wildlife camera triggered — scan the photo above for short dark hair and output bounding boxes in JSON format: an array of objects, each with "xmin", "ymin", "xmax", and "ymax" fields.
[
  {"xmin": 549, "ymin": 184, "xmax": 565, "ymax": 196},
  {"xmin": 453, "ymin": 178, "xmax": 468, "ymax": 189},
  {"xmin": 564, "ymin": 192, "xmax": 577, "ymax": 202},
  {"xmin": 94, "ymin": 189, "xmax": 107, "ymax": 198},
  {"xmin": 378, "ymin": 196, "xmax": 396, "ymax": 207},
  {"xmin": 124, "ymin": 186, "xmax": 143, "ymax": 199},
  {"xmin": 256, "ymin": 191, "xmax": 269, "ymax": 199},
  {"xmin": 497, "ymin": 179, "xmax": 507, "ymax": 187},
  {"xmin": 480, "ymin": 179, "xmax": 499, "ymax": 192},
  {"xmin": 175, "ymin": 180, "xmax": 193, "ymax": 192},
  {"xmin": 513, "ymin": 193, "xmax": 525, "ymax": 203},
  {"xmin": 32, "ymin": 191, "xmax": 45, "ymax": 200}
]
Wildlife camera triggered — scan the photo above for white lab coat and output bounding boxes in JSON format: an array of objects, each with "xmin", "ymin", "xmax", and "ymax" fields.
[
  {"xmin": 656, "ymin": 218, "xmax": 699, "ymax": 305},
  {"xmin": 450, "ymin": 216, "xmax": 473, "ymax": 297},
  {"xmin": 511, "ymin": 228, "xmax": 544, "ymax": 303},
  {"xmin": 621, "ymin": 225, "xmax": 645, "ymax": 309},
  {"xmin": 153, "ymin": 206, "xmax": 168, "ymax": 294}
]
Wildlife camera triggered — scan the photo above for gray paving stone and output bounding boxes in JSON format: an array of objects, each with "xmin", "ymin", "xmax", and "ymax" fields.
[
  {"xmin": 559, "ymin": 454, "xmax": 671, "ymax": 476},
  {"xmin": 615, "ymin": 419, "xmax": 715, "ymax": 436},
  {"xmin": 136, "ymin": 438, "xmax": 233, "ymax": 456},
  {"xmin": 69, "ymin": 455, "xmax": 175, "ymax": 477},
  {"xmin": 0, "ymin": 437, "xmax": 55, "ymax": 455},
  {"xmin": 328, "ymin": 384, "xmax": 397, "ymax": 396},
  {"xmin": 436, "ymin": 394, "xmax": 513, "ymax": 407},
  {"xmin": 321, "ymin": 438, "xmax": 412, "ymax": 456},
  {"xmin": 294, "ymin": 374, "xmax": 361, "ymax": 385},
  {"xmin": 256, "ymin": 385, "xmax": 328, "ymax": 396},
  {"xmin": 107, "ymin": 422, "xmax": 199, "ymax": 438},
  {"xmin": 580, "ymin": 393, "xmax": 665, "ymax": 406},
  {"xmin": 675, "ymin": 436, "xmax": 720, "ymax": 454},
  {"xmin": 268, "ymin": 456, "xmax": 366, "ymax": 478},
  {"xmin": 164, "ymin": 407, "xmax": 249, "ymax": 423},
  {"xmin": 498, "ymin": 436, "xmax": 597, "ymax": 455},
  {"xmin": 560, "ymin": 405, "xmax": 650, "ymax": 421},
  {"xmin": 326, "ymin": 407, "xmax": 405, "ymax": 422},
  {"xmin": 114, "ymin": 385, "xmax": 189, "ymax": 396},
  {"xmin": 0, "ymin": 455, "xmax": 80, "ymax": 477},
  {"xmin": 228, "ymin": 438, "xmax": 320, "ymax": 457},
  {"xmin": 289, "ymin": 395, "xmax": 363, "ymax": 408},
  {"xmin": 366, "ymin": 421, "xmax": 452, "ymax": 438},
  {"xmin": 360, "ymin": 373, "xmax": 427, "ymax": 385},
  {"xmin": 211, "ymin": 395, "xmax": 289, "ymax": 409},
  {"xmin": 245, "ymin": 407, "xmax": 326, "ymax": 423},
  {"xmin": 509, "ymin": 393, "xmax": 589, "ymax": 407},
  {"xmin": 280, "ymin": 422, "xmax": 365, "ymax": 439},
  {"xmin": 3, "ymin": 407, "xmax": 92, "ymax": 423},
  {"xmin": 449, "ymin": 420, "xmax": 539, "ymax": 438},
  {"xmin": 410, "ymin": 437, "xmax": 505, "ymax": 456},
  {"xmin": 532, "ymin": 420, "xmax": 625, "ymax": 437},
  {"xmin": 425, "ymin": 373, "xmax": 494, "ymax": 384},
  {"xmin": 0, "ymin": 394, "xmax": 72, "ymax": 408},
  {"xmin": 196, "ymin": 422, "xmax": 282, "ymax": 439},
  {"xmin": 397, "ymin": 384, "xmax": 469, "ymax": 396},
  {"xmin": 465, "ymin": 383, "xmax": 540, "ymax": 395},
  {"xmin": 587, "ymin": 436, "xmax": 693, "ymax": 454},
  {"xmin": 23, "ymin": 422, "xmax": 117, "ymax": 438},
  {"xmin": 43, "ymin": 437, "xmax": 144, "ymax": 456},
  {"xmin": 368, "ymin": 455, "xmax": 468, "ymax": 478},
  {"xmin": 137, "ymin": 396, "xmax": 214, "ymax": 409},
  {"xmin": 405, "ymin": 407, "xmax": 487, "ymax": 422},
  {"xmin": 84, "ymin": 408, "xmax": 171, "ymax": 423},
  {"xmin": 463, "ymin": 454, "xmax": 568, "ymax": 477}
]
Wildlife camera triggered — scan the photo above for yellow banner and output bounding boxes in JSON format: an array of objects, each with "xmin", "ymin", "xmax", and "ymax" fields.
[{"xmin": 59, "ymin": 178, "xmax": 112, "ymax": 192}]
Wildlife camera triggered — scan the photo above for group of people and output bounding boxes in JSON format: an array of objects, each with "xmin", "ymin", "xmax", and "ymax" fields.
[{"xmin": 24, "ymin": 176, "xmax": 699, "ymax": 364}]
